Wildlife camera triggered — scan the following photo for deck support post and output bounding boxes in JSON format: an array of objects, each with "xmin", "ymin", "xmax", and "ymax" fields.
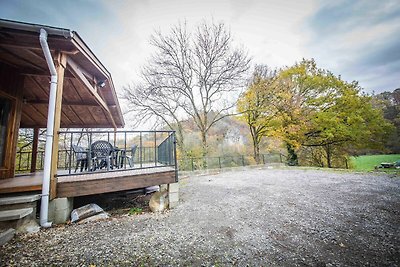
[
  {"xmin": 168, "ymin": 182, "xmax": 179, "ymax": 209},
  {"xmin": 48, "ymin": 197, "xmax": 74, "ymax": 224},
  {"xmin": 30, "ymin": 127, "xmax": 39, "ymax": 173},
  {"xmin": 49, "ymin": 52, "xmax": 67, "ymax": 200}
]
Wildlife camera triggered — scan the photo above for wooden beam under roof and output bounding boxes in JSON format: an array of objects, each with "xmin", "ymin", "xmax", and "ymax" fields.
[
  {"xmin": 26, "ymin": 99, "xmax": 104, "ymax": 107},
  {"xmin": 66, "ymin": 57, "xmax": 116, "ymax": 128},
  {"xmin": 0, "ymin": 46, "xmax": 46, "ymax": 72}
]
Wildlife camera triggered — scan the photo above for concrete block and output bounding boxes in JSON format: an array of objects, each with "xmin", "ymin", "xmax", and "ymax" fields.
[
  {"xmin": 48, "ymin": 198, "xmax": 73, "ymax": 224},
  {"xmin": 168, "ymin": 196, "xmax": 179, "ymax": 209},
  {"xmin": 168, "ymin": 182, "xmax": 179, "ymax": 193},
  {"xmin": 169, "ymin": 192, "xmax": 179, "ymax": 203}
]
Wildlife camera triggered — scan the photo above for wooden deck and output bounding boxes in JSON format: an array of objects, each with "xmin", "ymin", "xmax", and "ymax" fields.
[
  {"xmin": 0, "ymin": 173, "xmax": 42, "ymax": 194},
  {"xmin": 0, "ymin": 166, "xmax": 176, "ymax": 197}
]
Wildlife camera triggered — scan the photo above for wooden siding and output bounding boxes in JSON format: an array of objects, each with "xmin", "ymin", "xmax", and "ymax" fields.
[{"xmin": 0, "ymin": 65, "xmax": 24, "ymax": 179}]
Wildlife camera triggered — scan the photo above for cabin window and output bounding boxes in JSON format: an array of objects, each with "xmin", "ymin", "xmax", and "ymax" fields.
[{"xmin": 0, "ymin": 97, "xmax": 12, "ymax": 167}]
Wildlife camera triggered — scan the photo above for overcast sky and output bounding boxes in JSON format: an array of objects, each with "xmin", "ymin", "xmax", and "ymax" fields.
[{"xmin": 0, "ymin": 0, "xmax": 399, "ymax": 95}]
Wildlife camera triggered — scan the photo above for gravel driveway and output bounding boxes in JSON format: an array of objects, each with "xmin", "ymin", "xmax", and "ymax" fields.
[{"xmin": 1, "ymin": 168, "xmax": 399, "ymax": 266}]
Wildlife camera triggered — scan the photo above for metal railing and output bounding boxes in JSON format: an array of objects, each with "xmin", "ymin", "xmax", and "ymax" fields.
[
  {"xmin": 16, "ymin": 130, "xmax": 177, "ymax": 180},
  {"xmin": 157, "ymin": 132, "xmax": 175, "ymax": 165}
]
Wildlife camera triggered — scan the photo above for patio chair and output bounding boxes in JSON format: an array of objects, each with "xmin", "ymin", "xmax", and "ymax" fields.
[
  {"xmin": 118, "ymin": 144, "xmax": 137, "ymax": 168},
  {"xmin": 90, "ymin": 140, "xmax": 115, "ymax": 171},
  {"xmin": 72, "ymin": 145, "xmax": 88, "ymax": 172}
]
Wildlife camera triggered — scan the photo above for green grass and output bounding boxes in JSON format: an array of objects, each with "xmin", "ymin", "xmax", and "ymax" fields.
[
  {"xmin": 350, "ymin": 154, "xmax": 400, "ymax": 171},
  {"xmin": 128, "ymin": 207, "xmax": 143, "ymax": 215}
]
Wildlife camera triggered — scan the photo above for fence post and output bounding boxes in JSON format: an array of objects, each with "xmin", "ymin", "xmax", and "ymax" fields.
[
  {"xmin": 242, "ymin": 155, "xmax": 245, "ymax": 166},
  {"xmin": 279, "ymin": 154, "xmax": 282, "ymax": 163},
  {"xmin": 218, "ymin": 157, "xmax": 221, "ymax": 169},
  {"xmin": 191, "ymin": 158, "xmax": 194, "ymax": 171},
  {"xmin": 262, "ymin": 154, "xmax": 265, "ymax": 165}
]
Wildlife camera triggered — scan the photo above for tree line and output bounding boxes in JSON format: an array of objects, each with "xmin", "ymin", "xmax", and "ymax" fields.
[
  {"xmin": 238, "ymin": 61, "xmax": 394, "ymax": 168},
  {"xmin": 122, "ymin": 20, "xmax": 396, "ymax": 168}
]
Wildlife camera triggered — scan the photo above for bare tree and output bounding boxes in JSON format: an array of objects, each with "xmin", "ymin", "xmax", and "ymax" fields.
[
  {"xmin": 123, "ymin": 20, "xmax": 250, "ymax": 158},
  {"xmin": 123, "ymin": 82, "xmax": 186, "ymax": 154}
]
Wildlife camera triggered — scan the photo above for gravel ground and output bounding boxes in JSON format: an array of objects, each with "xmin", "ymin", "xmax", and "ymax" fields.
[{"xmin": 1, "ymin": 168, "xmax": 399, "ymax": 266}]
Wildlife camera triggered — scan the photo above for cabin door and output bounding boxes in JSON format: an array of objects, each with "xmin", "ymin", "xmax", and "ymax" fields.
[{"xmin": 0, "ymin": 97, "xmax": 12, "ymax": 168}]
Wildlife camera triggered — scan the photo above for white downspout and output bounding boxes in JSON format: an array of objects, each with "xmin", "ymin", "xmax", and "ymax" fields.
[{"xmin": 39, "ymin": 28, "xmax": 57, "ymax": 228}]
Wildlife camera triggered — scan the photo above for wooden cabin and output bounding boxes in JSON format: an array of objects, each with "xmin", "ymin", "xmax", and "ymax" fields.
[{"xmin": 0, "ymin": 19, "xmax": 177, "ymax": 210}]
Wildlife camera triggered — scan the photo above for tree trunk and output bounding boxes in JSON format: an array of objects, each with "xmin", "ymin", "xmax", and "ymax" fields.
[
  {"xmin": 253, "ymin": 138, "xmax": 260, "ymax": 164},
  {"xmin": 286, "ymin": 143, "xmax": 298, "ymax": 166},
  {"xmin": 200, "ymin": 130, "xmax": 207, "ymax": 169},
  {"xmin": 175, "ymin": 125, "xmax": 185, "ymax": 157},
  {"xmin": 325, "ymin": 144, "xmax": 332, "ymax": 168},
  {"xmin": 250, "ymin": 125, "xmax": 261, "ymax": 164}
]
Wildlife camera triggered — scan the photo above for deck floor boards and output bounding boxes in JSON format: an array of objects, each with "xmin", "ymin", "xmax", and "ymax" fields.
[{"xmin": 0, "ymin": 174, "xmax": 42, "ymax": 194}]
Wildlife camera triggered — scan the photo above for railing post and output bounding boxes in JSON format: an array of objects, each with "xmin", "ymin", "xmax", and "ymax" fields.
[
  {"xmin": 169, "ymin": 133, "xmax": 173, "ymax": 165},
  {"xmin": 139, "ymin": 132, "xmax": 143, "ymax": 168},
  {"xmin": 124, "ymin": 131, "xmax": 127, "ymax": 169},
  {"xmin": 40, "ymin": 152, "xmax": 44, "ymax": 169},
  {"xmin": 154, "ymin": 131, "xmax": 157, "ymax": 166},
  {"xmin": 68, "ymin": 132, "xmax": 72, "ymax": 174},
  {"xmin": 30, "ymin": 127, "xmax": 39, "ymax": 173},
  {"xmin": 27, "ymin": 153, "xmax": 31, "ymax": 171},
  {"xmin": 173, "ymin": 132, "xmax": 178, "ymax": 182},
  {"xmin": 18, "ymin": 151, "xmax": 22, "ymax": 171},
  {"xmin": 88, "ymin": 133, "xmax": 92, "ymax": 171}
]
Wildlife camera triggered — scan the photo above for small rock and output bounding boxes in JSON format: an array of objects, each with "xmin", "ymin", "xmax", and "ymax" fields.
[
  {"xmin": 17, "ymin": 221, "xmax": 40, "ymax": 234},
  {"xmin": 71, "ymin": 203, "xmax": 104, "ymax": 223},
  {"xmin": 149, "ymin": 191, "xmax": 169, "ymax": 212},
  {"xmin": 78, "ymin": 212, "xmax": 110, "ymax": 224}
]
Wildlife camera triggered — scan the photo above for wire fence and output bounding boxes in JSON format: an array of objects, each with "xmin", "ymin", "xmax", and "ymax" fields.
[{"xmin": 178, "ymin": 153, "xmax": 285, "ymax": 171}]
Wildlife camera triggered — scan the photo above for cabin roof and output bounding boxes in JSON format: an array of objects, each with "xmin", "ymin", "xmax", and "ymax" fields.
[{"xmin": 0, "ymin": 19, "xmax": 124, "ymax": 128}]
